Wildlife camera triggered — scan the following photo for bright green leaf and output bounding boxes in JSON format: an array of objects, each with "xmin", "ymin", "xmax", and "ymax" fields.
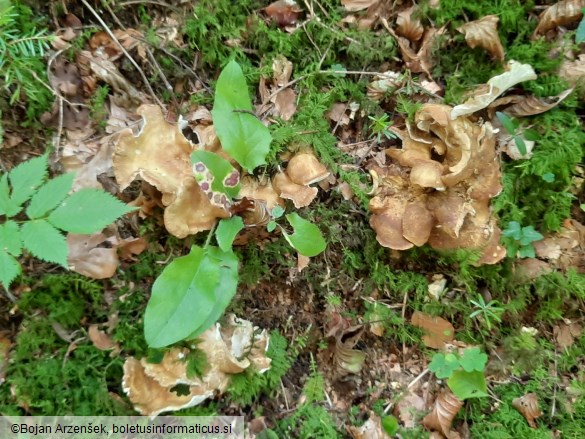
[
  {"xmin": 0, "ymin": 250, "xmax": 20, "ymax": 288},
  {"xmin": 496, "ymin": 111, "xmax": 517, "ymax": 134},
  {"xmin": 518, "ymin": 245, "xmax": 536, "ymax": 258},
  {"xmin": 283, "ymin": 213, "xmax": 326, "ymax": 257},
  {"xmin": 271, "ymin": 205, "xmax": 285, "ymax": 219},
  {"xmin": 188, "ymin": 246, "xmax": 239, "ymax": 338},
  {"xmin": 8, "ymin": 153, "xmax": 48, "ymax": 207},
  {"xmin": 576, "ymin": 10, "xmax": 585, "ymax": 43},
  {"xmin": 0, "ymin": 220, "xmax": 21, "ymax": 256},
  {"xmin": 26, "ymin": 172, "xmax": 75, "ymax": 219},
  {"xmin": 267, "ymin": 220, "xmax": 277, "ymax": 232},
  {"xmin": 503, "ymin": 221, "xmax": 522, "ymax": 240},
  {"xmin": 524, "ymin": 129, "xmax": 539, "ymax": 141},
  {"xmin": 215, "ymin": 216, "xmax": 244, "ymax": 252},
  {"xmin": 429, "ymin": 352, "xmax": 460, "ymax": 379},
  {"xmin": 459, "ymin": 347, "xmax": 488, "ymax": 373},
  {"xmin": 514, "ymin": 135, "xmax": 528, "ymax": 157},
  {"xmin": 212, "ymin": 60, "xmax": 272, "ymax": 172},
  {"xmin": 48, "ymin": 189, "xmax": 136, "ymax": 233},
  {"xmin": 0, "ymin": 173, "xmax": 21, "ymax": 217},
  {"xmin": 381, "ymin": 415, "xmax": 399, "ymax": 436},
  {"xmin": 144, "ymin": 246, "xmax": 221, "ymax": 348},
  {"xmin": 519, "ymin": 226, "xmax": 543, "ymax": 245},
  {"xmin": 191, "ymin": 150, "xmax": 240, "ymax": 199},
  {"xmin": 542, "ymin": 173, "xmax": 555, "ymax": 183},
  {"xmin": 448, "ymin": 370, "xmax": 488, "ymax": 400},
  {"xmin": 20, "ymin": 220, "xmax": 68, "ymax": 267}
]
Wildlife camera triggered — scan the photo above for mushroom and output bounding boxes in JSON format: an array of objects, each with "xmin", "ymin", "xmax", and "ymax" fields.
[{"xmin": 286, "ymin": 153, "xmax": 330, "ymax": 186}]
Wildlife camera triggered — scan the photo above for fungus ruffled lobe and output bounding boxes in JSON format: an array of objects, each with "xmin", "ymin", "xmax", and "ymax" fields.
[{"xmin": 368, "ymin": 104, "xmax": 505, "ymax": 265}]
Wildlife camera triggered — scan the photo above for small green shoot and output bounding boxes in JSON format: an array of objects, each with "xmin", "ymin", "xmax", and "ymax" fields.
[
  {"xmin": 502, "ymin": 221, "xmax": 544, "ymax": 258},
  {"xmin": 469, "ymin": 294, "xmax": 504, "ymax": 331},
  {"xmin": 496, "ymin": 111, "xmax": 538, "ymax": 157},
  {"xmin": 368, "ymin": 113, "xmax": 397, "ymax": 143}
]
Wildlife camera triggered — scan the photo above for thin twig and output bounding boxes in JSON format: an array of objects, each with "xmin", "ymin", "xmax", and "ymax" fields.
[
  {"xmin": 266, "ymin": 75, "xmax": 309, "ymax": 101},
  {"xmin": 118, "ymin": 0, "xmax": 181, "ymax": 12},
  {"xmin": 81, "ymin": 0, "xmax": 163, "ymax": 108}
]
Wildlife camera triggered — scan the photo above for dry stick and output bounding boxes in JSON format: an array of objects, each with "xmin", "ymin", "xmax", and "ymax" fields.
[
  {"xmin": 118, "ymin": 0, "xmax": 180, "ymax": 11},
  {"xmin": 80, "ymin": 0, "xmax": 164, "ymax": 108}
]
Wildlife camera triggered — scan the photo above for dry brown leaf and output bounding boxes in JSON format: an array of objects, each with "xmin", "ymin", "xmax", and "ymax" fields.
[
  {"xmin": 396, "ymin": 7, "xmax": 424, "ymax": 42},
  {"xmin": 422, "ymin": 390, "xmax": 464, "ymax": 438},
  {"xmin": 451, "ymin": 61, "xmax": 537, "ymax": 119},
  {"xmin": 88, "ymin": 324, "xmax": 120, "ymax": 352},
  {"xmin": 553, "ymin": 321, "xmax": 583, "ymax": 349},
  {"xmin": 498, "ymin": 88, "xmax": 573, "ymax": 117},
  {"xmin": 367, "ymin": 71, "xmax": 403, "ymax": 100},
  {"xmin": 348, "ymin": 414, "xmax": 389, "ymax": 439},
  {"xmin": 390, "ymin": 26, "xmax": 446, "ymax": 76},
  {"xmin": 394, "ymin": 390, "xmax": 426, "ymax": 428},
  {"xmin": 342, "ymin": 0, "xmax": 378, "ymax": 12},
  {"xmin": 297, "ymin": 253, "xmax": 310, "ymax": 272},
  {"xmin": 457, "ymin": 15, "xmax": 504, "ymax": 62},
  {"xmin": 67, "ymin": 233, "xmax": 119, "ymax": 279},
  {"xmin": 559, "ymin": 54, "xmax": 585, "ymax": 86},
  {"xmin": 533, "ymin": 0, "xmax": 585, "ymax": 37},
  {"xmin": 512, "ymin": 393, "xmax": 543, "ymax": 428},
  {"xmin": 118, "ymin": 237, "xmax": 148, "ymax": 260},
  {"xmin": 411, "ymin": 311, "xmax": 455, "ymax": 349},
  {"xmin": 513, "ymin": 258, "xmax": 553, "ymax": 281},
  {"xmin": 0, "ymin": 332, "xmax": 10, "ymax": 386},
  {"xmin": 273, "ymin": 87, "xmax": 297, "ymax": 120}
]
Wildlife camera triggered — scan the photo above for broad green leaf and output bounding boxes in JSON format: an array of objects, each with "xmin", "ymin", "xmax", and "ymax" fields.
[
  {"xmin": 20, "ymin": 220, "xmax": 68, "ymax": 267},
  {"xmin": 514, "ymin": 135, "xmax": 528, "ymax": 157},
  {"xmin": 0, "ymin": 250, "xmax": 20, "ymax": 288},
  {"xmin": 429, "ymin": 352, "xmax": 460, "ymax": 379},
  {"xmin": 212, "ymin": 60, "xmax": 272, "ymax": 173},
  {"xmin": 271, "ymin": 205, "xmax": 285, "ymax": 219},
  {"xmin": 381, "ymin": 415, "xmax": 399, "ymax": 436},
  {"xmin": 518, "ymin": 245, "xmax": 536, "ymax": 258},
  {"xmin": 503, "ymin": 221, "xmax": 522, "ymax": 240},
  {"xmin": 519, "ymin": 226, "xmax": 543, "ymax": 245},
  {"xmin": 191, "ymin": 150, "xmax": 240, "ymax": 199},
  {"xmin": 144, "ymin": 246, "xmax": 221, "ymax": 348},
  {"xmin": 189, "ymin": 246, "xmax": 239, "ymax": 338},
  {"xmin": 576, "ymin": 10, "xmax": 585, "ymax": 43},
  {"xmin": 26, "ymin": 172, "xmax": 75, "ymax": 219},
  {"xmin": 215, "ymin": 216, "xmax": 244, "ymax": 252},
  {"xmin": 448, "ymin": 370, "xmax": 488, "ymax": 400},
  {"xmin": 282, "ymin": 213, "xmax": 326, "ymax": 257},
  {"xmin": 0, "ymin": 173, "xmax": 21, "ymax": 217},
  {"xmin": 496, "ymin": 111, "xmax": 517, "ymax": 134},
  {"xmin": 459, "ymin": 347, "xmax": 488, "ymax": 373},
  {"xmin": 8, "ymin": 153, "xmax": 48, "ymax": 207},
  {"xmin": 48, "ymin": 189, "xmax": 136, "ymax": 233},
  {"xmin": 0, "ymin": 220, "xmax": 21, "ymax": 256},
  {"xmin": 266, "ymin": 220, "xmax": 277, "ymax": 232}
]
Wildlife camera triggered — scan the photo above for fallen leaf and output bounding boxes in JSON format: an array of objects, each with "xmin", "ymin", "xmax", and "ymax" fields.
[
  {"xmin": 348, "ymin": 413, "xmax": 389, "ymax": 439},
  {"xmin": 553, "ymin": 321, "xmax": 583, "ymax": 349},
  {"xmin": 451, "ymin": 61, "xmax": 537, "ymax": 119},
  {"xmin": 297, "ymin": 253, "xmax": 310, "ymax": 272},
  {"xmin": 497, "ymin": 88, "xmax": 573, "ymax": 117},
  {"xmin": 67, "ymin": 233, "xmax": 119, "ymax": 279},
  {"xmin": 396, "ymin": 6, "xmax": 424, "ymax": 42},
  {"xmin": 342, "ymin": 0, "xmax": 379, "ymax": 12},
  {"xmin": 512, "ymin": 393, "xmax": 542, "ymax": 428},
  {"xmin": 88, "ymin": 324, "xmax": 120, "ymax": 352},
  {"xmin": 411, "ymin": 311, "xmax": 455, "ymax": 349},
  {"xmin": 533, "ymin": 0, "xmax": 585, "ymax": 37},
  {"xmin": 559, "ymin": 54, "xmax": 585, "ymax": 87},
  {"xmin": 273, "ymin": 87, "xmax": 297, "ymax": 120},
  {"xmin": 422, "ymin": 390, "xmax": 464, "ymax": 438},
  {"xmin": 457, "ymin": 15, "xmax": 504, "ymax": 61},
  {"xmin": 394, "ymin": 390, "xmax": 426, "ymax": 428}
]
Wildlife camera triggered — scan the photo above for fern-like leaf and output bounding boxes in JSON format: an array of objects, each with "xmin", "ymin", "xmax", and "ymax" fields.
[
  {"xmin": 0, "ymin": 220, "xmax": 21, "ymax": 256},
  {"xmin": 7, "ymin": 153, "xmax": 48, "ymax": 208},
  {"xmin": 26, "ymin": 172, "xmax": 75, "ymax": 219},
  {"xmin": 20, "ymin": 219, "xmax": 68, "ymax": 267},
  {"xmin": 0, "ymin": 250, "xmax": 20, "ymax": 288}
]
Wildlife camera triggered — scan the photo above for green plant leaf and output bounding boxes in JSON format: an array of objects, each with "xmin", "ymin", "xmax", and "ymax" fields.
[
  {"xmin": 519, "ymin": 226, "xmax": 543, "ymax": 245},
  {"xmin": 0, "ymin": 173, "xmax": 21, "ymax": 217},
  {"xmin": 211, "ymin": 60, "xmax": 272, "ymax": 173},
  {"xmin": 282, "ymin": 213, "xmax": 326, "ymax": 257},
  {"xmin": 215, "ymin": 216, "xmax": 244, "ymax": 252},
  {"xmin": 576, "ymin": 9, "xmax": 585, "ymax": 43},
  {"xmin": 448, "ymin": 370, "xmax": 488, "ymax": 400},
  {"xmin": 0, "ymin": 220, "xmax": 21, "ymax": 256},
  {"xmin": 20, "ymin": 219, "xmax": 68, "ymax": 267},
  {"xmin": 48, "ymin": 189, "xmax": 136, "ymax": 233},
  {"xmin": 191, "ymin": 150, "xmax": 240, "ymax": 199},
  {"xmin": 8, "ymin": 153, "xmax": 48, "ymax": 207},
  {"xmin": 267, "ymin": 220, "xmax": 277, "ymax": 232},
  {"xmin": 0, "ymin": 250, "xmax": 20, "ymax": 288},
  {"xmin": 144, "ymin": 246, "xmax": 221, "ymax": 348},
  {"xmin": 514, "ymin": 135, "xmax": 528, "ymax": 156},
  {"xmin": 26, "ymin": 172, "xmax": 75, "ymax": 219},
  {"xmin": 524, "ymin": 129, "xmax": 539, "ymax": 141},
  {"xmin": 542, "ymin": 173, "xmax": 555, "ymax": 183},
  {"xmin": 271, "ymin": 205, "xmax": 285, "ymax": 219},
  {"xmin": 188, "ymin": 246, "xmax": 239, "ymax": 338},
  {"xmin": 503, "ymin": 221, "xmax": 522, "ymax": 240},
  {"xmin": 518, "ymin": 244, "xmax": 536, "ymax": 258},
  {"xmin": 459, "ymin": 347, "xmax": 488, "ymax": 373},
  {"xmin": 381, "ymin": 415, "xmax": 399, "ymax": 436},
  {"xmin": 496, "ymin": 111, "xmax": 517, "ymax": 134},
  {"xmin": 429, "ymin": 353, "xmax": 460, "ymax": 379}
]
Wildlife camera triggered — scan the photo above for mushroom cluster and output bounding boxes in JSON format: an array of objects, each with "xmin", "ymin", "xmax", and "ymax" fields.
[{"xmin": 369, "ymin": 103, "xmax": 505, "ymax": 265}]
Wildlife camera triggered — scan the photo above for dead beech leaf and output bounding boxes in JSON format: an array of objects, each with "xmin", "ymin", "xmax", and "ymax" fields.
[
  {"xmin": 67, "ymin": 233, "xmax": 119, "ymax": 279},
  {"xmin": 297, "ymin": 253, "xmax": 310, "ymax": 272},
  {"xmin": 422, "ymin": 390, "xmax": 464, "ymax": 438},
  {"xmin": 533, "ymin": 0, "xmax": 585, "ymax": 37},
  {"xmin": 394, "ymin": 390, "xmax": 426, "ymax": 428},
  {"xmin": 411, "ymin": 311, "xmax": 455, "ymax": 349},
  {"xmin": 390, "ymin": 26, "xmax": 446, "ymax": 76},
  {"xmin": 457, "ymin": 15, "xmax": 504, "ymax": 61},
  {"xmin": 451, "ymin": 61, "xmax": 537, "ymax": 119},
  {"xmin": 348, "ymin": 414, "xmax": 388, "ymax": 439},
  {"xmin": 499, "ymin": 88, "xmax": 573, "ymax": 117},
  {"xmin": 512, "ymin": 393, "xmax": 542, "ymax": 428},
  {"xmin": 88, "ymin": 324, "xmax": 119, "ymax": 352},
  {"xmin": 342, "ymin": 0, "xmax": 378, "ymax": 12},
  {"xmin": 273, "ymin": 87, "xmax": 297, "ymax": 120},
  {"xmin": 553, "ymin": 321, "xmax": 583, "ymax": 349},
  {"xmin": 396, "ymin": 6, "xmax": 424, "ymax": 42}
]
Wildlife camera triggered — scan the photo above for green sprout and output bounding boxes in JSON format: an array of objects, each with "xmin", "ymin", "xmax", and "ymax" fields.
[
  {"xmin": 502, "ymin": 221, "xmax": 544, "ymax": 258},
  {"xmin": 469, "ymin": 294, "xmax": 505, "ymax": 331},
  {"xmin": 368, "ymin": 113, "xmax": 398, "ymax": 143}
]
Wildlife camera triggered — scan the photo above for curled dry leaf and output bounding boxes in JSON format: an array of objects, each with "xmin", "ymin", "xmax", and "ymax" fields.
[
  {"xmin": 390, "ymin": 26, "xmax": 446, "ymax": 76},
  {"xmin": 67, "ymin": 233, "xmax": 119, "ymax": 279},
  {"xmin": 341, "ymin": 0, "xmax": 379, "ymax": 12},
  {"xmin": 496, "ymin": 88, "xmax": 573, "ymax": 117},
  {"xmin": 533, "ymin": 0, "xmax": 585, "ymax": 37},
  {"xmin": 457, "ymin": 15, "xmax": 504, "ymax": 61},
  {"xmin": 113, "ymin": 105, "xmax": 231, "ymax": 238},
  {"xmin": 411, "ymin": 311, "xmax": 455, "ymax": 349},
  {"xmin": 451, "ymin": 61, "xmax": 537, "ymax": 119},
  {"xmin": 396, "ymin": 6, "xmax": 424, "ymax": 42},
  {"xmin": 422, "ymin": 390, "xmax": 464, "ymax": 438},
  {"xmin": 512, "ymin": 393, "xmax": 543, "ymax": 428},
  {"xmin": 348, "ymin": 413, "xmax": 387, "ymax": 439},
  {"xmin": 123, "ymin": 315, "xmax": 271, "ymax": 417}
]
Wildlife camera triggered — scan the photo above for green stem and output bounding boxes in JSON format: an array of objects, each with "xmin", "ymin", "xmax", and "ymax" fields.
[{"xmin": 204, "ymin": 221, "xmax": 218, "ymax": 249}]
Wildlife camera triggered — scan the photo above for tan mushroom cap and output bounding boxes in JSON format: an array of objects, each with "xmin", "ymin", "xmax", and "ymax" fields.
[
  {"xmin": 286, "ymin": 153, "xmax": 330, "ymax": 186},
  {"xmin": 370, "ymin": 198, "xmax": 414, "ymax": 250},
  {"xmin": 402, "ymin": 201, "xmax": 434, "ymax": 246},
  {"xmin": 410, "ymin": 160, "xmax": 446, "ymax": 190},
  {"xmin": 272, "ymin": 171, "xmax": 318, "ymax": 208}
]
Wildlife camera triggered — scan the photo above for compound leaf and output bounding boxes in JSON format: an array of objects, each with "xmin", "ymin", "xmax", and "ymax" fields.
[
  {"xmin": 0, "ymin": 173, "xmax": 21, "ymax": 217},
  {"xmin": 212, "ymin": 60, "xmax": 272, "ymax": 172},
  {"xmin": 26, "ymin": 172, "xmax": 75, "ymax": 219},
  {"xmin": 215, "ymin": 216, "xmax": 244, "ymax": 252},
  {"xmin": 448, "ymin": 370, "xmax": 488, "ymax": 400},
  {"xmin": 503, "ymin": 221, "xmax": 522, "ymax": 240},
  {"xmin": 144, "ymin": 246, "xmax": 221, "ymax": 348},
  {"xmin": 48, "ymin": 188, "xmax": 136, "ymax": 233},
  {"xmin": 429, "ymin": 352, "xmax": 460, "ymax": 379},
  {"xmin": 20, "ymin": 219, "xmax": 68, "ymax": 267},
  {"xmin": 519, "ymin": 226, "xmax": 543, "ymax": 245},
  {"xmin": 283, "ymin": 213, "xmax": 326, "ymax": 257},
  {"xmin": 0, "ymin": 220, "xmax": 21, "ymax": 256},
  {"xmin": 459, "ymin": 347, "xmax": 488, "ymax": 373},
  {"xmin": 8, "ymin": 153, "xmax": 48, "ymax": 207},
  {"xmin": 0, "ymin": 250, "xmax": 20, "ymax": 288}
]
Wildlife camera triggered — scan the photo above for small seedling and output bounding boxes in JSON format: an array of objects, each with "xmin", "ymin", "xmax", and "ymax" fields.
[
  {"xmin": 428, "ymin": 347, "xmax": 488, "ymax": 400},
  {"xmin": 368, "ymin": 113, "xmax": 397, "ymax": 143},
  {"xmin": 502, "ymin": 221, "xmax": 543, "ymax": 258},
  {"xmin": 469, "ymin": 294, "xmax": 504, "ymax": 331},
  {"xmin": 496, "ymin": 111, "xmax": 538, "ymax": 157}
]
